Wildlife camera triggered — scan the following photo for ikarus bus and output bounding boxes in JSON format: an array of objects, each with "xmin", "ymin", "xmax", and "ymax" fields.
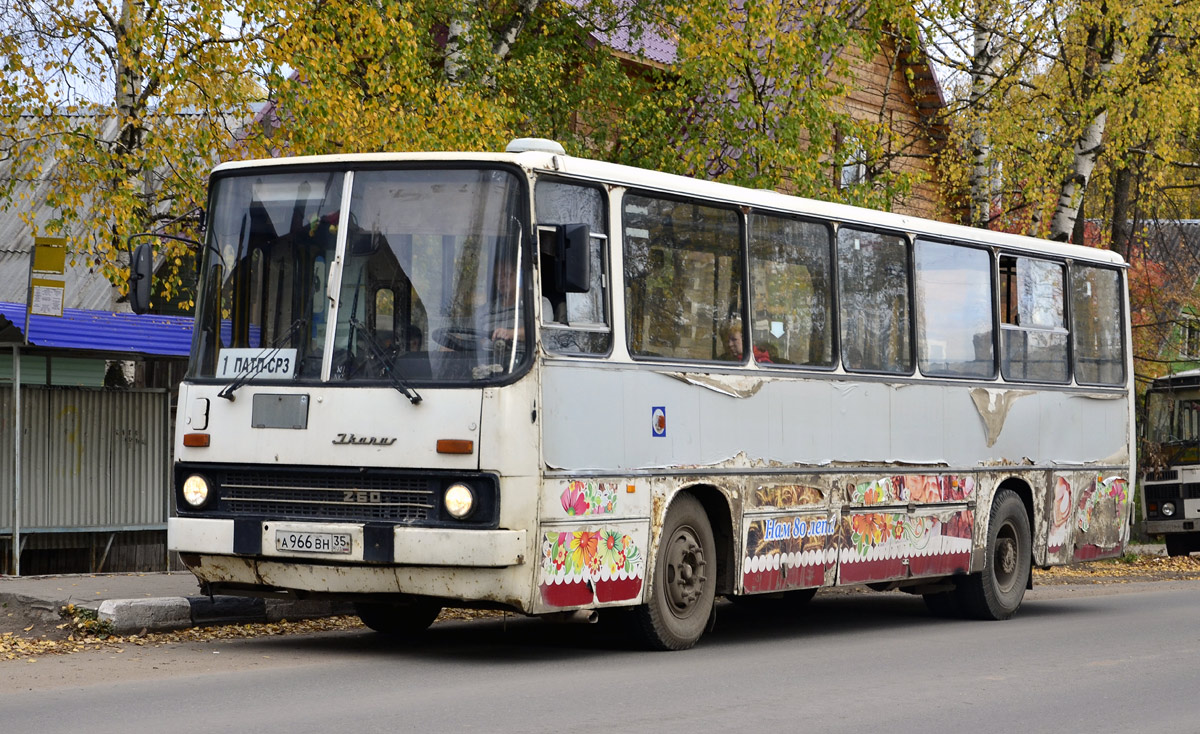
[{"xmin": 130, "ymin": 138, "xmax": 1136, "ymax": 650}]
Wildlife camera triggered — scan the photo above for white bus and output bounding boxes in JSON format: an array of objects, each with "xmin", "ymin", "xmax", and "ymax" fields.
[
  {"xmin": 136, "ymin": 139, "xmax": 1134, "ymax": 650},
  {"xmin": 1141, "ymin": 369, "xmax": 1200, "ymax": 555}
]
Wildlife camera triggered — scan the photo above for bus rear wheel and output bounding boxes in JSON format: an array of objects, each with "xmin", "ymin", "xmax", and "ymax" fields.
[
  {"xmin": 633, "ymin": 494, "xmax": 717, "ymax": 650},
  {"xmin": 956, "ymin": 489, "xmax": 1030, "ymax": 620},
  {"xmin": 355, "ymin": 600, "xmax": 442, "ymax": 638}
]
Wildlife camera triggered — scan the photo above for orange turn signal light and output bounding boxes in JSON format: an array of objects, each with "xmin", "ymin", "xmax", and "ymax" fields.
[
  {"xmin": 436, "ymin": 439, "xmax": 474, "ymax": 455},
  {"xmin": 182, "ymin": 433, "xmax": 211, "ymax": 447}
]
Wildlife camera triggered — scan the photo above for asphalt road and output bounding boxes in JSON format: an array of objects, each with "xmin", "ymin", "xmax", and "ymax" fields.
[{"xmin": 3, "ymin": 582, "xmax": 1198, "ymax": 734}]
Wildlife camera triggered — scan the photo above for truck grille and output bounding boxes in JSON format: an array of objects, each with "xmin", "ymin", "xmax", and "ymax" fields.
[
  {"xmin": 218, "ymin": 470, "xmax": 434, "ymax": 522},
  {"xmin": 1144, "ymin": 483, "xmax": 1200, "ymax": 502}
]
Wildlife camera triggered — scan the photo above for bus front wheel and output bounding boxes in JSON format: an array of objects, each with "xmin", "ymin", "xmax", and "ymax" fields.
[
  {"xmin": 956, "ymin": 489, "xmax": 1031, "ymax": 620},
  {"xmin": 633, "ymin": 494, "xmax": 717, "ymax": 650},
  {"xmin": 355, "ymin": 600, "xmax": 442, "ymax": 638},
  {"xmin": 1165, "ymin": 535, "xmax": 1193, "ymax": 557}
]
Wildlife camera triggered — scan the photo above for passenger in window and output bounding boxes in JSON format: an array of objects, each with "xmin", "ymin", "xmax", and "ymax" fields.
[
  {"xmin": 487, "ymin": 258, "xmax": 524, "ymax": 343},
  {"xmin": 720, "ymin": 321, "xmax": 772, "ymax": 363},
  {"xmin": 406, "ymin": 325, "xmax": 423, "ymax": 352}
]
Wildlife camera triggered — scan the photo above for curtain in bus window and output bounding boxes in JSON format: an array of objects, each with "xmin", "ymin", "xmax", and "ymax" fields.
[
  {"xmin": 623, "ymin": 195, "xmax": 742, "ymax": 361},
  {"xmin": 535, "ymin": 181, "xmax": 610, "ymax": 355},
  {"xmin": 914, "ymin": 240, "xmax": 994, "ymax": 378},
  {"xmin": 748, "ymin": 214, "xmax": 833, "ymax": 366},
  {"xmin": 1018, "ymin": 258, "xmax": 1065, "ymax": 328},
  {"xmin": 1071, "ymin": 265, "xmax": 1125, "ymax": 385},
  {"xmin": 837, "ymin": 227, "xmax": 911, "ymax": 373}
]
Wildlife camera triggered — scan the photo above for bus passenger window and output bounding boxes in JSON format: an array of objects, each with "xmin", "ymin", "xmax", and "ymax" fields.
[
  {"xmin": 535, "ymin": 180, "xmax": 610, "ymax": 355},
  {"xmin": 998, "ymin": 255, "xmax": 1068, "ymax": 382},
  {"xmin": 914, "ymin": 240, "xmax": 994, "ymax": 378},
  {"xmin": 748, "ymin": 214, "xmax": 833, "ymax": 367},
  {"xmin": 837, "ymin": 227, "xmax": 911, "ymax": 373},
  {"xmin": 624, "ymin": 195, "xmax": 742, "ymax": 362},
  {"xmin": 1072, "ymin": 265, "xmax": 1124, "ymax": 385}
]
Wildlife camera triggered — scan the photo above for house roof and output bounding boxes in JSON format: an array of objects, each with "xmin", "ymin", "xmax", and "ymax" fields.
[
  {"xmin": 0, "ymin": 301, "xmax": 192, "ymax": 356},
  {"xmin": 581, "ymin": 7, "xmax": 949, "ymax": 154}
]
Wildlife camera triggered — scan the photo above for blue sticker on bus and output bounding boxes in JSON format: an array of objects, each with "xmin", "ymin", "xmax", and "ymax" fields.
[{"xmin": 652, "ymin": 406, "xmax": 666, "ymax": 437}]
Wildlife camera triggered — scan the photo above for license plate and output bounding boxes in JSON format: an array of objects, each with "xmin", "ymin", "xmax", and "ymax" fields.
[{"xmin": 275, "ymin": 530, "xmax": 352, "ymax": 555}]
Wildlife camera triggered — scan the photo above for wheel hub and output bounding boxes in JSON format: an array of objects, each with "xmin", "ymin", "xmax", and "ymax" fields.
[
  {"xmin": 665, "ymin": 528, "xmax": 707, "ymax": 615},
  {"xmin": 995, "ymin": 526, "xmax": 1018, "ymax": 591}
]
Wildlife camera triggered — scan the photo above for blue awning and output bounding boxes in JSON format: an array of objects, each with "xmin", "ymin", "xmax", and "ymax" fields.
[{"xmin": 0, "ymin": 302, "xmax": 192, "ymax": 356}]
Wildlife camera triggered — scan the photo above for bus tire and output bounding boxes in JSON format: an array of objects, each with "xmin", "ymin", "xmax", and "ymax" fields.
[
  {"xmin": 1165, "ymin": 535, "xmax": 1193, "ymax": 557},
  {"xmin": 355, "ymin": 600, "xmax": 442, "ymax": 638},
  {"xmin": 956, "ymin": 489, "xmax": 1030, "ymax": 620},
  {"xmin": 633, "ymin": 494, "xmax": 717, "ymax": 650}
]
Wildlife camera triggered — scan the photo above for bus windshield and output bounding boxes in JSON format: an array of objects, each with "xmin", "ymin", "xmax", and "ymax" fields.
[
  {"xmin": 190, "ymin": 166, "xmax": 529, "ymax": 384},
  {"xmin": 1145, "ymin": 387, "xmax": 1200, "ymax": 444}
]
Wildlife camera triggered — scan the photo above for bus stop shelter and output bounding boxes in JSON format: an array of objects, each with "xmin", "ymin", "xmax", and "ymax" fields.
[{"xmin": 1, "ymin": 302, "xmax": 192, "ymax": 575}]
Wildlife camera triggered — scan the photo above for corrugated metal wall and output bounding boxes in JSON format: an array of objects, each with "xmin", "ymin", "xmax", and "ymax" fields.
[
  {"xmin": 0, "ymin": 386, "xmax": 169, "ymax": 531},
  {"xmin": 0, "ymin": 354, "xmax": 106, "ymax": 386}
]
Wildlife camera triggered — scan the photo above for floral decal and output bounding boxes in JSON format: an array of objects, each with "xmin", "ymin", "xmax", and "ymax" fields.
[
  {"xmin": 560, "ymin": 481, "xmax": 618, "ymax": 516},
  {"xmin": 1076, "ymin": 476, "xmax": 1129, "ymax": 534},
  {"xmin": 544, "ymin": 529, "xmax": 640, "ymax": 578},
  {"xmin": 848, "ymin": 513, "xmax": 940, "ymax": 556},
  {"xmin": 540, "ymin": 526, "xmax": 645, "ymax": 607},
  {"xmin": 850, "ymin": 475, "xmax": 975, "ymax": 506}
]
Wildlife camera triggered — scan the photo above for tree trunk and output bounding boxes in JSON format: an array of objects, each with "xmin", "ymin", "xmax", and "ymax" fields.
[
  {"xmin": 1048, "ymin": 18, "xmax": 1125, "ymax": 242},
  {"xmin": 1110, "ymin": 162, "xmax": 1133, "ymax": 258},
  {"xmin": 967, "ymin": 19, "xmax": 998, "ymax": 228}
]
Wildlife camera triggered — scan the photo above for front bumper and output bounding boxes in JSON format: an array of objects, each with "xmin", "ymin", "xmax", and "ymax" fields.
[
  {"xmin": 168, "ymin": 517, "xmax": 527, "ymax": 567},
  {"xmin": 1143, "ymin": 518, "xmax": 1199, "ymax": 535}
]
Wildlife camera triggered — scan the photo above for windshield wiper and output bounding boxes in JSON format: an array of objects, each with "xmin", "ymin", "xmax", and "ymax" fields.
[
  {"xmin": 347, "ymin": 318, "xmax": 423, "ymax": 405},
  {"xmin": 217, "ymin": 318, "xmax": 307, "ymax": 402}
]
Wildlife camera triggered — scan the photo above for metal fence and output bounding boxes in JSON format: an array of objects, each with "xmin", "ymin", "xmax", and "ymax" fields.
[{"xmin": 1, "ymin": 386, "xmax": 170, "ymax": 534}]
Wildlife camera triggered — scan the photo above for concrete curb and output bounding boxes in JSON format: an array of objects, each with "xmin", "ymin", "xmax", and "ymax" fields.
[{"xmin": 98, "ymin": 596, "xmax": 354, "ymax": 636}]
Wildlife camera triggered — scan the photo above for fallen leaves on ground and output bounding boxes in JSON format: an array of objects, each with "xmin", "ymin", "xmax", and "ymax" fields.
[
  {"xmin": 0, "ymin": 608, "xmax": 503, "ymax": 662},
  {"xmin": 1034, "ymin": 554, "xmax": 1200, "ymax": 583},
  {"xmin": 4, "ymin": 557, "xmax": 1198, "ymax": 662}
]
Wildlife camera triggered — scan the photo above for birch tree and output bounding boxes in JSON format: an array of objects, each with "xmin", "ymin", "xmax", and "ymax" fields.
[
  {"xmin": 920, "ymin": 0, "xmax": 1200, "ymax": 384},
  {"xmin": 0, "ymin": 0, "xmax": 270, "ymax": 305}
]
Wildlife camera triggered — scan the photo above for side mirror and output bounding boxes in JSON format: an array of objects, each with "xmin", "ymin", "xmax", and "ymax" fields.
[
  {"xmin": 129, "ymin": 242, "xmax": 153, "ymax": 314},
  {"xmin": 555, "ymin": 223, "xmax": 590, "ymax": 293}
]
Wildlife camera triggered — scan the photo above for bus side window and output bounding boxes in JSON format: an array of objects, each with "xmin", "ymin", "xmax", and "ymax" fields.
[
  {"xmin": 748, "ymin": 213, "xmax": 833, "ymax": 367},
  {"xmin": 1071, "ymin": 265, "xmax": 1125, "ymax": 386},
  {"xmin": 914, "ymin": 239, "xmax": 995, "ymax": 379},
  {"xmin": 998, "ymin": 255, "xmax": 1068, "ymax": 383},
  {"xmin": 535, "ymin": 180, "xmax": 610, "ymax": 355},
  {"xmin": 623, "ymin": 195, "xmax": 743, "ymax": 362},
  {"xmin": 837, "ymin": 227, "xmax": 911, "ymax": 374}
]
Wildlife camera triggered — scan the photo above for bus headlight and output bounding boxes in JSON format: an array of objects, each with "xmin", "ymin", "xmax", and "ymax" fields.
[
  {"xmin": 1162, "ymin": 501, "xmax": 1177, "ymax": 517},
  {"xmin": 181, "ymin": 475, "xmax": 211, "ymax": 508},
  {"xmin": 444, "ymin": 483, "xmax": 475, "ymax": 519}
]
